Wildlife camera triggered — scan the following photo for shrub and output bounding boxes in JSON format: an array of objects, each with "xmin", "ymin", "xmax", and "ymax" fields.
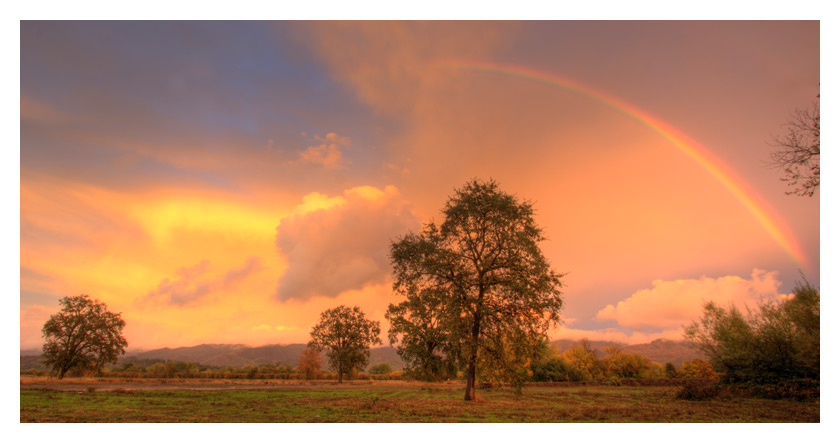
[
  {"xmin": 679, "ymin": 359, "xmax": 718, "ymax": 379},
  {"xmin": 531, "ymin": 356, "xmax": 587, "ymax": 382},
  {"xmin": 685, "ymin": 280, "xmax": 819, "ymax": 386},
  {"xmin": 369, "ymin": 363, "xmax": 393, "ymax": 375},
  {"xmin": 676, "ymin": 380, "xmax": 721, "ymax": 400}
]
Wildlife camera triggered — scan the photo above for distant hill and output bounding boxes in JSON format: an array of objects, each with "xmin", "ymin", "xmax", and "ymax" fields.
[
  {"xmin": 549, "ymin": 338, "xmax": 703, "ymax": 366},
  {"xmin": 22, "ymin": 338, "xmax": 703, "ymax": 372},
  {"xmin": 128, "ymin": 343, "xmax": 406, "ymax": 370}
]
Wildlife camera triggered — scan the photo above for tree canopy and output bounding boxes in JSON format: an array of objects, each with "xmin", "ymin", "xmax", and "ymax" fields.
[
  {"xmin": 308, "ymin": 305, "xmax": 381, "ymax": 383},
  {"xmin": 41, "ymin": 294, "xmax": 127, "ymax": 379},
  {"xmin": 389, "ymin": 179, "xmax": 565, "ymax": 400}
]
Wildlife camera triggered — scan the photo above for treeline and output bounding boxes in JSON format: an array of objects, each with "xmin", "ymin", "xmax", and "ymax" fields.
[
  {"xmin": 22, "ymin": 358, "xmax": 406, "ymax": 381},
  {"xmin": 22, "ymin": 342, "xmax": 716, "ymax": 385},
  {"xmin": 528, "ymin": 340, "xmax": 715, "ymax": 383}
]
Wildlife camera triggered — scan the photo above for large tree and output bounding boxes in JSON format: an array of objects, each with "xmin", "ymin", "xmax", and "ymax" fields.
[
  {"xmin": 390, "ymin": 179, "xmax": 564, "ymax": 400},
  {"xmin": 308, "ymin": 305, "xmax": 381, "ymax": 383},
  {"xmin": 769, "ymin": 95, "xmax": 820, "ymax": 197},
  {"xmin": 41, "ymin": 294, "xmax": 127, "ymax": 379}
]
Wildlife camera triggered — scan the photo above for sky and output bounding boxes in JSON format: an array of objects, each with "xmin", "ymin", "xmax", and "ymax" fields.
[{"xmin": 19, "ymin": 20, "xmax": 820, "ymax": 351}]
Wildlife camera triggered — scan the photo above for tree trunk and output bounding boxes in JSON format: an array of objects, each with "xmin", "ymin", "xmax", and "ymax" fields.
[
  {"xmin": 464, "ymin": 358, "xmax": 476, "ymax": 401},
  {"xmin": 338, "ymin": 370, "xmax": 343, "ymax": 384},
  {"xmin": 464, "ymin": 312, "xmax": 482, "ymax": 401}
]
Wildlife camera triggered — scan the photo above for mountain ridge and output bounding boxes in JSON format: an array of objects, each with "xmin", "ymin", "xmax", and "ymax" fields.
[{"xmin": 22, "ymin": 338, "xmax": 703, "ymax": 370}]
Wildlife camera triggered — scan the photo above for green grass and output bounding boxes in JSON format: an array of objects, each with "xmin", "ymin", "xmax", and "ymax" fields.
[{"xmin": 20, "ymin": 384, "xmax": 819, "ymax": 423}]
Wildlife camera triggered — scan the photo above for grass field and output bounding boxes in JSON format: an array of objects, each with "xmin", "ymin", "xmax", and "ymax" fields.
[{"xmin": 20, "ymin": 379, "xmax": 819, "ymax": 423}]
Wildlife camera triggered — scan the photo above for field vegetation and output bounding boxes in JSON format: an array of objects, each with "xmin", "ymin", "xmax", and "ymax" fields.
[{"xmin": 20, "ymin": 379, "xmax": 818, "ymax": 423}]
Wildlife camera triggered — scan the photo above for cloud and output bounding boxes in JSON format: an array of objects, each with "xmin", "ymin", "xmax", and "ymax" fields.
[
  {"xmin": 146, "ymin": 257, "xmax": 264, "ymax": 306},
  {"xmin": 596, "ymin": 269, "xmax": 786, "ymax": 330},
  {"xmin": 550, "ymin": 324, "xmax": 686, "ymax": 345},
  {"xmin": 252, "ymin": 324, "xmax": 297, "ymax": 332},
  {"xmin": 275, "ymin": 185, "xmax": 419, "ymax": 301},
  {"xmin": 298, "ymin": 21, "xmax": 518, "ymax": 114},
  {"xmin": 292, "ymin": 132, "xmax": 350, "ymax": 169}
]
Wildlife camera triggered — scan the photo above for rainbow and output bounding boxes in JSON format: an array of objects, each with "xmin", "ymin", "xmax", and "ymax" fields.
[{"xmin": 437, "ymin": 61, "xmax": 808, "ymax": 269}]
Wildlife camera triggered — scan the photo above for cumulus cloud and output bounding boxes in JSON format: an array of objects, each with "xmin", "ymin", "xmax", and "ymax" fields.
[
  {"xmin": 146, "ymin": 257, "xmax": 264, "ymax": 306},
  {"xmin": 550, "ymin": 324, "xmax": 686, "ymax": 345},
  {"xmin": 275, "ymin": 185, "xmax": 419, "ymax": 301},
  {"xmin": 596, "ymin": 269, "xmax": 785, "ymax": 330},
  {"xmin": 293, "ymin": 133, "xmax": 350, "ymax": 169}
]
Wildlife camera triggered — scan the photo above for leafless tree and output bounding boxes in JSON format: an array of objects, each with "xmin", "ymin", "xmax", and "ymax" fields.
[{"xmin": 769, "ymin": 95, "xmax": 820, "ymax": 197}]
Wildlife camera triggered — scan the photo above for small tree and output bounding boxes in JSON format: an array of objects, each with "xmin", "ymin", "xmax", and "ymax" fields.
[
  {"xmin": 769, "ymin": 95, "xmax": 820, "ymax": 197},
  {"xmin": 41, "ymin": 294, "xmax": 127, "ymax": 379},
  {"xmin": 664, "ymin": 362, "xmax": 679, "ymax": 379},
  {"xmin": 297, "ymin": 347, "xmax": 323, "ymax": 380},
  {"xmin": 369, "ymin": 363, "xmax": 393, "ymax": 375},
  {"xmin": 308, "ymin": 305, "xmax": 381, "ymax": 383}
]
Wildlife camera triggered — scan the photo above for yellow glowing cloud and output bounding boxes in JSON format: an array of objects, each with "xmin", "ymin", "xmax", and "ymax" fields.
[{"xmin": 130, "ymin": 198, "xmax": 280, "ymax": 246}]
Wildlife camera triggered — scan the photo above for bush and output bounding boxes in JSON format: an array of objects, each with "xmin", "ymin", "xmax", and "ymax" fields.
[
  {"xmin": 685, "ymin": 280, "xmax": 819, "ymax": 385},
  {"xmin": 368, "ymin": 363, "xmax": 393, "ymax": 375},
  {"xmin": 531, "ymin": 356, "xmax": 587, "ymax": 382},
  {"xmin": 676, "ymin": 380, "xmax": 721, "ymax": 401},
  {"xmin": 679, "ymin": 359, "xmax": 717, "ymax": 379}
]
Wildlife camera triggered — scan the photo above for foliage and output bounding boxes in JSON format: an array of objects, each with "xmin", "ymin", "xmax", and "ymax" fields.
[
  {"xmin": 41, "ymin": 295, "xmax": 128, "ymax": 379},
  {"xmin": 684, "ymin": 280, "xmax": 819, "ymax": 385},
  {"xmin": 664, "ymin": 362, "xmax": 679, "ymax": 379},
  {"xmin": 561, "ymin": 340, "xmax": 602, "ymax": 381},
  {"xmin": 531, "ymin": 356, "xmax": 587, "ymax": 382},
  {"xmin": 385, "ymin": 286, "xmax": 458, "ymax": 381},
  {"xmin": 297, "ymin": 347, "xmax": 323, "ymax": 380},
  {"xmin": 601, "ymin": 346, "xmax": 653, "ymax": 379},
  {"xmin": 368, "ymin": 363, "xmax": 393, "ymax": 375},
  {"xmin": 308, "ymin": 305, "xmax": 381, "ymax": 383},
  {"xmin": 389, "ymin": 179, "xmax": 565, "ymax": 400},
  {"xmin": 769, "ymin": 95, "xmax": 820, "ymax": 196},
  {"xmin": 679, "ymin": 359, "xmax": 717, "ymax": 379}
]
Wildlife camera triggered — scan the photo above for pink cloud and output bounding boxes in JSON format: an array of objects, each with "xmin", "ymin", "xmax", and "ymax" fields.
[
  {"xmin": 145, "ymin": 257, "xmax": 264, "ymax": 306},
  {"xmin": 596, "ymin": 269, "xmax": 785, "ymax": 330},
  {"xmin": 275, "ymin": 185, "xmax": 419, "ymax": 301}
]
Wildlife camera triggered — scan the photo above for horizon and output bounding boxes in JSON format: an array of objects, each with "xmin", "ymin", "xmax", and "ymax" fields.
[
  {"xmin": 20, "ymin": 336, "xmax": 692, "ymax": 355},
  {"xmin": 20, "ymin": 21, "xmax": 819, "ymax": 351}
]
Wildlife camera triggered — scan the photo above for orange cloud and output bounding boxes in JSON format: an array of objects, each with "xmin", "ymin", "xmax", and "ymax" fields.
[
  {"xmin": 275, "ymin": 185, "xmax": 419, "ymax": 301},
  {"xmin": 596, "ymin": 269, "xmax": 785, "ymax": 330},
  {"xmin": 145, "ymin": 257, "xmax": 264, "ymax": 306},
  {"xmin": 293, "ymin": 132, "xmax": 350, "ymax": 169},
  {"xmin": 298, "ymin": 21, "xmax": 518, "ymax": 114}
]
